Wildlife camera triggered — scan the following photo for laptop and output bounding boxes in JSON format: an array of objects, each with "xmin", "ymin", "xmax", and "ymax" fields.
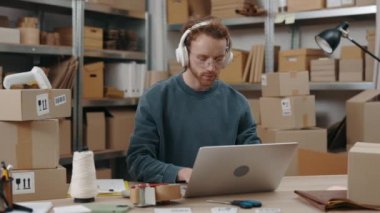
[{"xmin": 183, "ymin": 142, "xmax": 298, "ymax": 198}]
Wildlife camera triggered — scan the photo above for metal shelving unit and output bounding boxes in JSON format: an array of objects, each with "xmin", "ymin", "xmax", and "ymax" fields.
[
  {"xmin": 0, "ymin": 43, "xmax": 72, "ymax": 55},
  {"xmin": 82, "ymin": 98, "xmax": 139, "ymax": 107},
  {"xmin": 84, "ymin": 49, "xmax": 145, "ymax": 60},
  {"xmin": 167, "ymin": 4, "xmax": 377, "ymax": 91}
]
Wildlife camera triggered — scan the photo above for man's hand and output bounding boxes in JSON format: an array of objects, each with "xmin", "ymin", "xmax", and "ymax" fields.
[{"xmin": 177, "ymin": 168, "xmax": 192, "ymax": 183}]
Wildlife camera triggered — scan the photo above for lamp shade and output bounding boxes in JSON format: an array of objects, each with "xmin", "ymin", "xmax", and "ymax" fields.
[{"xmin": 315, "ymin": 22, "xmax": 349, "ymax": 54}]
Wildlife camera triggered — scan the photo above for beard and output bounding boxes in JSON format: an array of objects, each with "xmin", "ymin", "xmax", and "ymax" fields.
[{"xmin": 190, "ymin": 68, "xmax": 217, "ymax": 88}]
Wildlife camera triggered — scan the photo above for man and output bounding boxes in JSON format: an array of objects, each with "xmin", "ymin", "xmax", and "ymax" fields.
[{"xmin": 127, "ymin": 16, "xmax": 260, "ymax": 183}]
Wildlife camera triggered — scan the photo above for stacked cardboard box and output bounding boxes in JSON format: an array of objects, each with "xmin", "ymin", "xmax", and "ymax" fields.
[
  {"xmin": 365, "ymin": 28, "xmax": 376, "ymax": 81},
  {"xmin": 0, "ymin": 88, "xmax": 71, "ymax": 201},
  {"xmin": 211, "ymin": 0, "xmax": 254, "ymax": 19},
  {"xmin": 346, "ymin": 90, "xmax": 380, "ymax": 148},
  {"xmin": 279, "ymin": 48, "xmax": 325, "ymax": 73},
  {"xmin": 348, "ymin": 142, "xmax": 380, "ymax": 206},
  {"xmin": 83, "ymin": 62, "xmax": 104, "ymax": 99},
  {"xmin": 259, "ymin": 71, "xmax": 331, "ymax": 175},
  {"xmin": 339, "ymin": 45, "xmax": 364, "ymax": 82},
  {"xmin": 287, "ymin": 0, "xmax": 325, "ymax": 12},
  {"xmin": 310, "ymin": 58, "xmax": 338, "ymax": 82},
  {"xmin": 56, "ymin": 26, "xmax": 103, "ymax": 49}
]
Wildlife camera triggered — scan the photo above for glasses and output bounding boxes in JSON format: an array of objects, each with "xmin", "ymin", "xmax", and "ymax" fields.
[{"xmin": 190, "ymin": 53, "xmax": 226, "ymax": 69}]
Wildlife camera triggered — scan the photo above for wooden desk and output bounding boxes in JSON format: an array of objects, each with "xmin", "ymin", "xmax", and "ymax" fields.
[{"xmin": 50, "ymin": 175, "xmax": 377, "ymax": 212}]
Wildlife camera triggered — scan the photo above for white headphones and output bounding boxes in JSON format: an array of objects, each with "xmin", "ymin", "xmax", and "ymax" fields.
[{"xmin": 175, "ymin": 20, "xmax": 233, "ymax": 68}]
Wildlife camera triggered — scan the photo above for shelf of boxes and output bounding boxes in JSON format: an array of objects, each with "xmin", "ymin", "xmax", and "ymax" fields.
[
  {"xmin": 15, "ymin": 0, "xmax": 71, "ymax": 8},
  {"xmin": 230, "ymin": 82, "xmax": 375, "ymax": 91},
  {"xmin": 168, "ymin": 5, "xmax": 376, "ymax": 30},
  {"xmin": 85, "ymin": 2, "xmax": 145, "ymax": 19},
  {"xmin": 84, "ymin": 49, "xmax": 146, "ymax": 60},
  {"xmin": 0, "ymin": 43, "xmax": 72, "ymax": 55}
]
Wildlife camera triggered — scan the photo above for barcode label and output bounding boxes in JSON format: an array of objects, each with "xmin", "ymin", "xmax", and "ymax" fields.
[
  {"xmin": 281, "ymin": 98, "xmax": 292, "ymax": 116},
  {"xmin": 36, "ymin": 93, "xmax": 49, "ymax": 116},
  {"xmin": 55, "ymin": 95, "xmax": 67, "ymax": 106}
]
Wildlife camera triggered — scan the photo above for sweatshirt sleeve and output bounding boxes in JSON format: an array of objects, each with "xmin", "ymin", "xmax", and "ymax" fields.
[
  {"xmin": 126, "ymin": 96, "xmax": 181, "ymax": 183},
  {"xmin": 236, "ymin": 101, "xmax": 261, "ymax": 145}
]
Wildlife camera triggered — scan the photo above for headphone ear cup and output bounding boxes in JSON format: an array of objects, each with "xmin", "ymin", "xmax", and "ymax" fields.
[
  {"xmin": 175, "ymin": 46, "xmax": 189, "ymax": 67},
  {"xmin": 224, "ymin": 50, "xmax": 234, "ymax": 66}
]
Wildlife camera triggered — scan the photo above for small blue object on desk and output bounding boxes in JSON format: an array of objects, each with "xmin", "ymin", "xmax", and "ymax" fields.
[{"xmin": 207, "ymin": 199, "xmax": 262, "ymax": 209}]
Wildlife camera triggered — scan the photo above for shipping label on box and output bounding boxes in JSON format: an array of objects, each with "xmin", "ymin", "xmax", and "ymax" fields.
[
  {"xmin": 11, "ymin": 166, "xmax": 68, "ymax": 202},
  {"xmin": 346, "ymin": 90, "xmax": 380, "ymax": 146},
  {"xmin": 260, "ymin": 95, "xmax": 316, "ymax": 129},
  {"xmin": 0, "ymin": 119, "xmax": 60, "ymax": 169},
  {"xmin": 261, "ymin": 71, "xmax": 310, "ymax": 97},
  {"xmin": 0, "ymin": 89, "xmax": 71, "ymax": 121}
]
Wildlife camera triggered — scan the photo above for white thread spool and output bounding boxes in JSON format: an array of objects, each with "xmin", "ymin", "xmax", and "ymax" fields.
[{"xmin": 69, "ymin": 150, "xmax": 98, "ymax": 203}]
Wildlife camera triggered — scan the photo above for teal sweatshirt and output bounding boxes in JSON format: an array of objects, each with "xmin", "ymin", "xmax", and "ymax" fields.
[{"xmin": 126, "ymin": 73, "xmax": 260, "ymax": 183}]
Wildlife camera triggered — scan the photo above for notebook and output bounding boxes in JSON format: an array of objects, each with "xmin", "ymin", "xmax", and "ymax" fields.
[{"xmin": 183, "ymin": 142, "xmax": 298, "ymax": 198}]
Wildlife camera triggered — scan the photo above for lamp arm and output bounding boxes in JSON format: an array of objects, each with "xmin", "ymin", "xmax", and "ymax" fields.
[{"xmin": 346, "ymin": 36, "xmax": 380, "ymax": 63}]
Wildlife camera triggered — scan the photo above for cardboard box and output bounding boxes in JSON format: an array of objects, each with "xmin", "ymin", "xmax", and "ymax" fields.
[
  {"xmin": 310, "ymin": 58, "xmax": 338, "ymax": 82},
  {"xmin": 365, "ymin": 34, "xmax": 375, "ymax": 81},
  {"xmin": 261, "ymin": 71, "xmax": 310, "ymax": 97},
  {"xmin": 346, "ymin": 90, "xmax": 380, "ymax": 146},
  {"xmin": 287, "ymin": 0, "xmax": 325, "ymax": 12},
  {"xmin": 260, "ymin": 95, "xmax": 316, "ymax": 129},
  {"xmin": 279, "ymin": 48, "xmax": 325, "ymax": 72},
  {"xmin": 167, "ymin": 0, "xmax": 189, "ymax": 24},
  {"xmin": 348, "ymin": 142, "xmax": 380, "ymax": 205},
  {"xmin": 356, "ymin": 0, "xmax": 375, "ymax": 5},
  {"xmin": 106, "ymin": 109, "xmax": 135, "ymax": 150},
  {"xmin": 83, "ymin": 62, "xmax": 104, "ymax": 98},
  {"xmin": 59, "ymin": 119, "xmax": 71, "ymax": 156},
  {"xmin": 259, "ymin": 127, "xmax": 327, "ymax": 175},
  {"xmin": 340, "ymin": 46, "xmax": 364, "ymax": 59},
  {"xmin": 248, "ymin": 99, "xmax": 260, "ymax": 124},
  {"xmin": 260, "ymin": 127, "xmax": 327, "ymax": 152},
  {"xmin": 0, "ymin": 27, "xmax": 20, "ymax": 44},
  {"xmin": 112, "ymin": 0, "xmax": 146, "ymax": 11},
  {"xmin": 219, "ymin": 50, "xmax": 248, "ymax": 83},
  {"xmin": 339, "ymin": 59, "xmax": 363, "ymax": 82},
  {"xmin": 19, "ymin": 28, "xmax": 39, "ymax": 45},
  {"xmin": 298, "ymin": 149, "xmax": 347, "ymax": 175},
  {"xmin": 189, "ymin": 0, "xmax": 210, "ymax": 18},
  {"xmin": 0, "ymin": 119, "xmax": 59, "ymax": 170},
  {"xmin": 96, "ymin": 168, "xmax": 112, "ymax": 179},
  {"xmin": 85, "ymin": 112, "xmax": 106, "ymax": 151},
  {"xmin": 0, "ymin": 89, "xmax": 71, "ymax": 121},
  {"xmin": 56, "ymin": 26, "xmax": 103, "ymax": 49},
  {"xmin": 11, "ymin": 166, "xmax": 68, "ymax": 202}
]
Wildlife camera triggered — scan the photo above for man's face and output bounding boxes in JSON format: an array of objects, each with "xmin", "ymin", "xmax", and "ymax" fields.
[{"xmin": 187, "ymin": 34, "xmax": 227, "ymax": 89}]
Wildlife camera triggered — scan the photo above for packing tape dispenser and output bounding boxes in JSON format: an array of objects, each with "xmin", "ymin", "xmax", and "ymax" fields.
[{"xmin": 3, "ymin": 66, "xmax": 52, "ymax": 89}]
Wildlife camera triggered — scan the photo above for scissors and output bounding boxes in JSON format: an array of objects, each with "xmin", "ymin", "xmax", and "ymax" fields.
[{"xmin": 207, "ymin": 199, "xmax": 262, "ymax": 209}]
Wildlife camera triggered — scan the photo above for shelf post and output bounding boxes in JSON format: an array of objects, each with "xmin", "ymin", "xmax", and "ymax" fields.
[
  {"xmin": 72, "ymin": 0, "xmax": 85, "ymax": 151},
  {"xmin": 264, "ymin": 0, "xmax": 276, "ymax": 73}
]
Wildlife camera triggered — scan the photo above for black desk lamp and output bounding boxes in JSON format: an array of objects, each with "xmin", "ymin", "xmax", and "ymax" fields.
[{"xmin": 315, "ymin": 21, "xmax": 380, "ymax": 87}]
